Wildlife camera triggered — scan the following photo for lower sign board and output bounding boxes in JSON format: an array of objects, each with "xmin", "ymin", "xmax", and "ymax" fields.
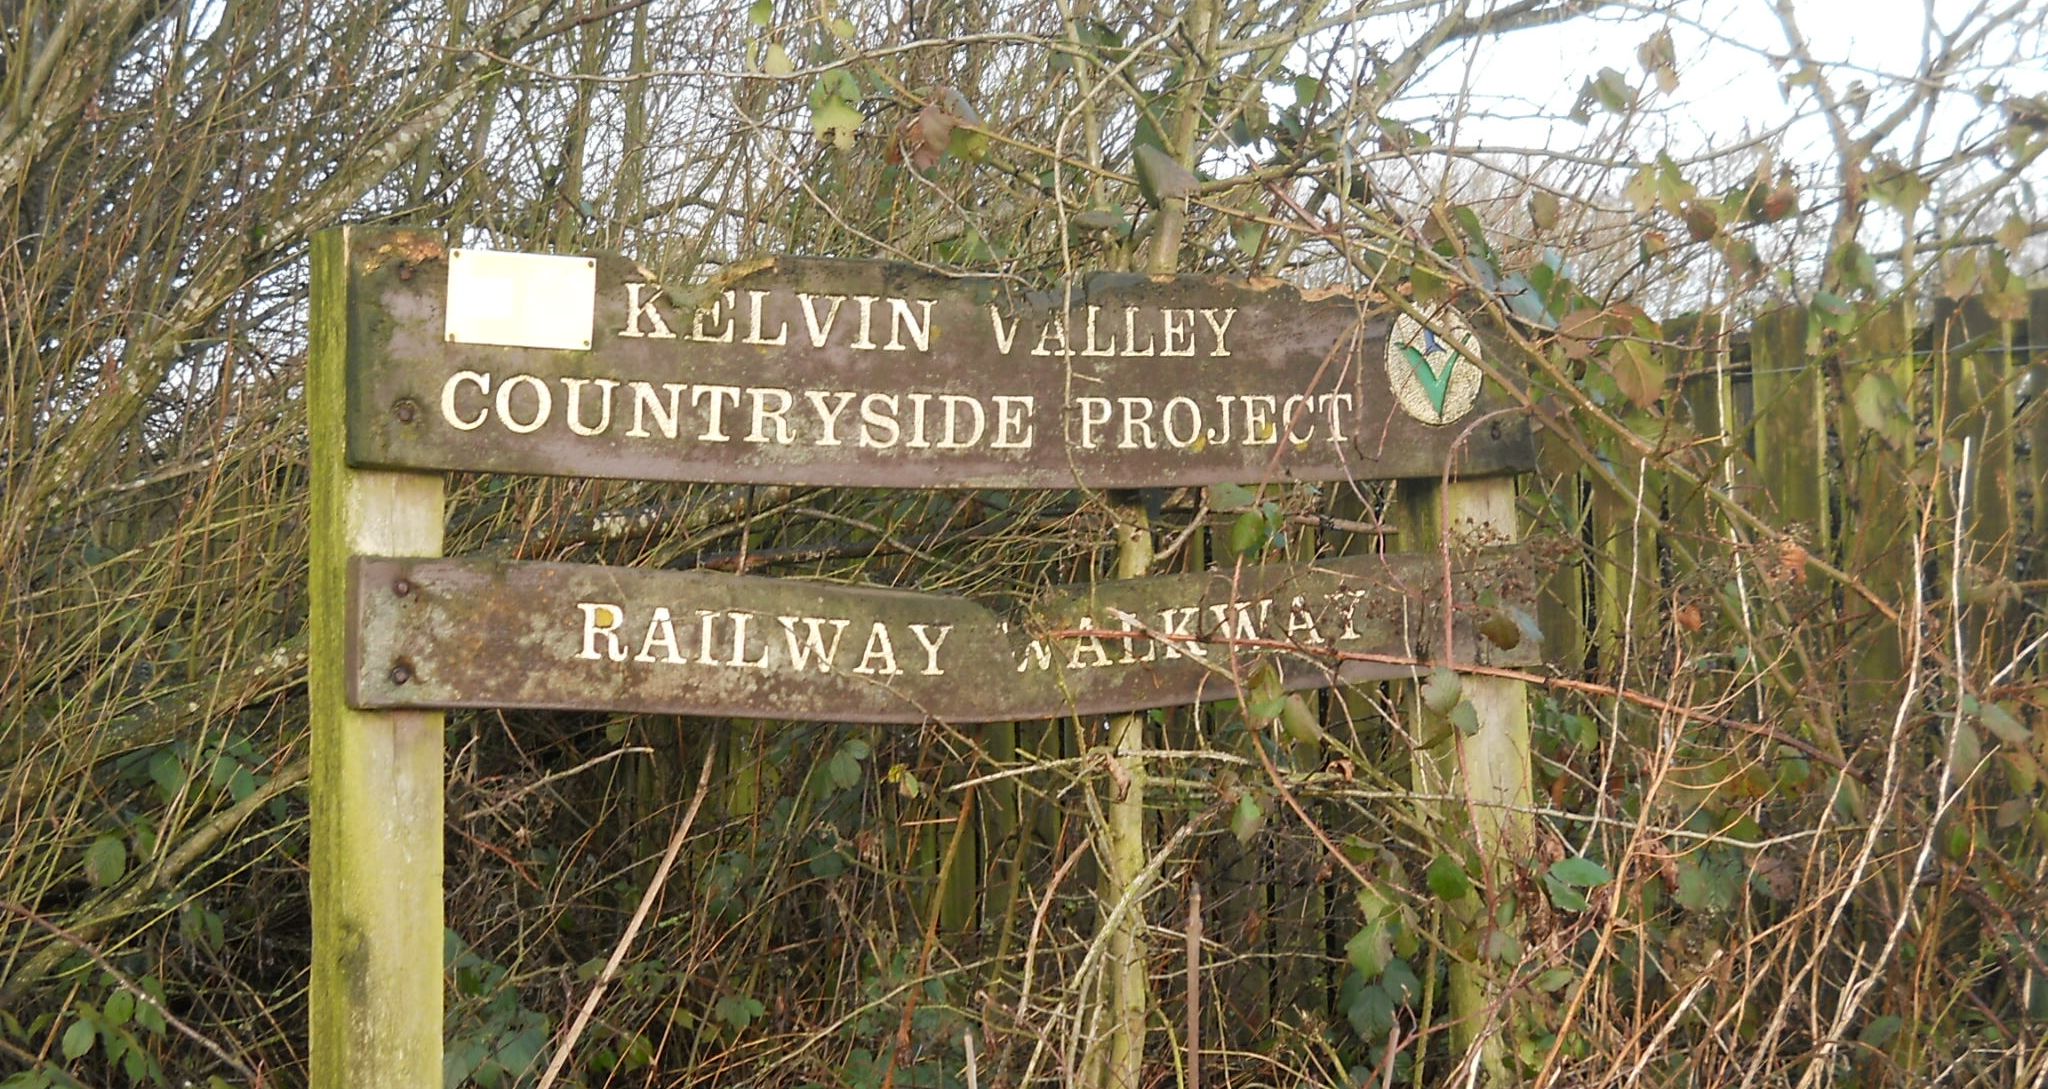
[
  {"xmin": 339, "ymin": 229, "xmax": 1534, "ymax": 489},
  {"xmin": 348, "ymin": 553, "xmax": 1540, "ymax": 723}
]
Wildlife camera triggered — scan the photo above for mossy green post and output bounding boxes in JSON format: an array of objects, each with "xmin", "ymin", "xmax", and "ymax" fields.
[
  {"xmin": 1395, "ymin": 473, "xmax": 1533, "ymax": 1084},
  {"xmin": 310, "ymin": 226, "xmax": 446, "ymax": 1089}
]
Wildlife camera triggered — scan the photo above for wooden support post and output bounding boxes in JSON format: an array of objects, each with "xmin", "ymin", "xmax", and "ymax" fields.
[
  {"xmin": 1395, "ymin": 472, "xmax": 1532, "ymax": 1083},
  {"xmin": 309, "ymin": 226, "xmax": 446, "ymax": 1089}
]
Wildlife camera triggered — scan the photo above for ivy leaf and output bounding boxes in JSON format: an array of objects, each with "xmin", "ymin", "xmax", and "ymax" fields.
[{"xmin": 763, "ymin": 44, "xmax": 794, "ymax": 77}]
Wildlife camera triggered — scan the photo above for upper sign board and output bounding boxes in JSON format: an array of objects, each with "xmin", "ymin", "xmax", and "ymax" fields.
[
  {"xmin": 341, "ymin": 229, "xmax": 1534, "ymax": 489},
  {"xmin": 348, "ymin": 551, "xmax": 1540, "ymax": 723}
]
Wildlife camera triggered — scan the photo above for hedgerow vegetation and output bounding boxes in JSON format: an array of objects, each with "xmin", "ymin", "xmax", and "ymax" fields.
[{"xmin": 2, "ymin": 1, "xmax": 2044, "ymax": 1086}]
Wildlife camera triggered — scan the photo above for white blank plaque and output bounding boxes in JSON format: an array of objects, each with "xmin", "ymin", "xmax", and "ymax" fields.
[{"xmin": 443, "ymin": 248, "xmax": 597, "ymax": 351}]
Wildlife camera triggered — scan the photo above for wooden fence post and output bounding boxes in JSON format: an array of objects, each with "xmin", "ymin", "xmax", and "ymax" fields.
[
  {"xmin": 1395, "ymin": 465, "xmax": 1532, "ymax": 1081},
  {"xmin": 309, "ymin": 226, "xmax": 447, "ymax": 1089}
]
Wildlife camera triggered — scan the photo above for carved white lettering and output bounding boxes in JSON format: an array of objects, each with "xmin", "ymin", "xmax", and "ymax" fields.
[
  {"xmin": 1075, "ymin": 397, "xmax": 1113, "ymax": 450},
  {"xmin": 859, "ymin": 393, "xmax": 901, "ymax": 448},
  {"xmin": 562, "ymin": 378, "xmax": 618, "ymax": 437},
  {"xmin": 798, "ymin": 293, "xmax": 846, "ymax": 347},
  {"xmin": 627, "ymin": 381, "xmax": 685, "ymax": 439},
  {"xmin": 691, "ymin": 385, "xmax": 740, "ymax": 442},
  {"xmin": 851, "ymin": 623, "xmax": 902, "ymax": 676},
  {"xmin": 1122, "ymin": 306, "xmax": 1156, "ymax": 356},
  {"xmin": 1161, "ymin": 396, "xmax": 1200, "ymax": 447},
  {"xmin": 690, "ymin": 290, "xmax": 735, "ymax": 343},
  {"xmin": 990, "ymin": 395, "xmax": 1035, "ymax": 449},
  {"xmin": 807, "ymin": 390, "xmax": 856, "ymax": 445},
  {"xmin": 1082, "ymin": 306, "xmax": 1117, "ymax": 357},
  {"xmin": 937, "ymin": 395, "xmax": 985, "ymax": 449},
  {"xmin": 635, "ymin": 607, "xmax": 687, "ymax": 663},
  {"xmin": 908, "ymin": 624, "xmax": 952, "ymax": 676},
  {"xmin": 1199, "ymin": 308, "xmax": 1236, "ymax": 356},
  {"xmin": 988, "ymin": 305, "xmax": 1023, "ymax": 354},
  {"xmin": 577, "ymin": 602, "xmax": 627, "ymax": 661},
  {"xmin": 780, "ymin": 616, "xmax": 851, "ymax": 672},
  {"xmin": 1117, "ymin": 397, "xmax": 1156, "ymax": 450},
  {"xmin": 1160, "ymin": 309, "xmax": 1196, "ymax": 356},
  {"xmin": 742, "ymin": 289, "xmax": 789, "ymax": 345},
  {"xmin": 619, "ymin": 283, "xmax": 676, "ymax": 339},
  {"xmin": 884, "ymin": 298, "xmax": 934, "ymax": 352},
  {"xmin": 746, "ymin": 387, "xmax": 794, "ymax": 444},
  {"xmin": 850, "ymin": 295, "xmax": 878, "ymax": 350},
  {"xmin": 442, "ymin": 371, "xmax": 490, "ymax": 430},
  {"xmin": 495, "ymin": 374, "xmax": 552, "ymax": 434}
]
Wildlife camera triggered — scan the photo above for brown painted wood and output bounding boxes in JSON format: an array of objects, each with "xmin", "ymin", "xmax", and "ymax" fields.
[
  {"xmin": 341, "ymin": 229, "xmax": 1533, "ymax": 488},
  {"xmin": 348, "ymin": 553, "xmax": 1540, "ymax": 723}
]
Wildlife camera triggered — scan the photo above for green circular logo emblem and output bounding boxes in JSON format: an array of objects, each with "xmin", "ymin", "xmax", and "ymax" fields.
[{"xmin": 1386, "ymin": 307, "xmax": 1482, "ymax": 426}]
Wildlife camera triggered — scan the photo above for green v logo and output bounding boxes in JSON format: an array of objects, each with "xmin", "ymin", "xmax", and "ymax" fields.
[{"xmin": 1400, "ymin": 343, "xmax": 1457, "ymax": 416}]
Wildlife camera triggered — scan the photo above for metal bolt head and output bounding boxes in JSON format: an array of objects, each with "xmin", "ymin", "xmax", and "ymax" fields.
[
  {"xmin": 392, "ymin": 578, "xmax": 414, "ymax": 598},
  {"xmin": 393, "ymin": 398, "xmax": 418, "ymax": 424},
  {"xmin": 389, "ymin": 661, "xmax": 413, "ymax": 685}
]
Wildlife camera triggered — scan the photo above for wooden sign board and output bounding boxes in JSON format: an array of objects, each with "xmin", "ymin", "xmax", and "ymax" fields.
[
  {"xmin": 338, "ymin": 229, "xmax": 1533, "ymax": 489},
  {"xmin": 347, "ymin": 552, "xmax": 1539, "ymax": 723}
]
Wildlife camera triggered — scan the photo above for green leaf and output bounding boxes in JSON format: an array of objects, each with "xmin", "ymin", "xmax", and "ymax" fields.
[
  {"xmin": 1607, "ymin": 338, "xmax": 1665, "ymax": 409},
  {"xmin": 1230, "ymin": 794, "xmax": 1266, "ymax": 844},
  {"xmin": 1852, "ymin": 372, "xmax": 1912, "ymax": 449},
  {"xmin": 1425, "ymin": 854, "xmax": 1473, "ymax": 901},
  {"xmin": 1210, "ymin": 482, "xmax": 1257, "ymax": 511},
  {"xmin": 827, "ymin": 750, "xmax": 862, "ymax": 790},
  {"xmin": 148, "ymin": 751, "xmax": 184, "ymax": 799},
  {"xmin": 841, "ymin": 737, "xmax": 871, "ymax": 760},
  {"xmin": 1227, "ymin": 510, "xmax": 1267, "ymax": 556},
  {"xmin": 1534, "ymin": 967, "xmax": 1576, "ymax": 993},
  {"xmin": 1419, "ymin": 668, "xmax": 1462, "ymax": 715},
  {"xmin": 1380, "ymin": 957, "xmax": 1421, "ymax": 1005},
  {"xmin": 810, "ymin": 100, "xmax": 863, "ymax": 150},
  {"xmin": 84, "ymin": 834, "xmax": 126, "ymax": 887},
  {"xmin": 747, "ymin": 0, "xmax": 772, "ymax": 26},
  {"xmin": 1549, "ymin": 856, "xmax": 1614, "ymax": 888},
  {"xmin": 1448, "ymin": 701, "xmax": 1481, "ymax": 737},
  {"xmin": 1345, "ymin": 923, "xmax": 1391, "ymax": 979},
  {"xmin": 1544, "ymin": 872, "xmax": 1589, "ymax": 912},
  {"xmin": 763, "ymin": 44, "xmax": 794, "ymax": 77},
  {"xmin": 103, "ymin": 991, "xmax": 134, "ymax": 1027},
  {"xmin": 1858, "ymin": 1013, "xmax": 1903, "ymax": 1048},
  {"xmin": 62, "ymin": 1019, "xmax": 95, "ymax": 1061},
  {"xmin": 1278, "ymin": 696, "xmax": 1321, "ymax": 745},
  {"xmin": 1979, "ymin": 701, "xmax": 2030, "ymax": 746}
]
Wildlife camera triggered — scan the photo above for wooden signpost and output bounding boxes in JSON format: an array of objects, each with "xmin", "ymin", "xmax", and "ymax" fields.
[
  {"xmin": 308, "ymin": 225, "xmax": 1536, "ymax": 1089},
  {"xmin": 336, "ymin": 243, "xmax": 1532, "ymax": 488}
]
